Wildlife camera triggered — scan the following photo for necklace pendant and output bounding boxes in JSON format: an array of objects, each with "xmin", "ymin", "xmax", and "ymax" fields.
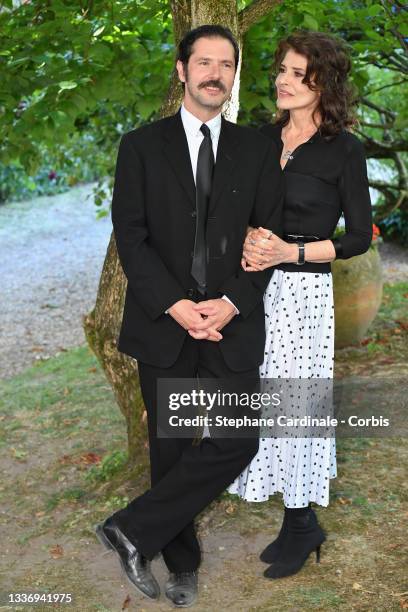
[{"xmin": 282, "ymin": 150, "xmax": 293, "ymax": 161}]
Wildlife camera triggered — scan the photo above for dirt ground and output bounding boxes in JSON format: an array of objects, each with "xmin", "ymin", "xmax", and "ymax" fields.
[
  {"xmin": 1, "ymin": 189, "xmax": 407, "ymax": 611},
  {"xmin": 0, "ymin": 344, "xmax": 407, "ymax": 612}
]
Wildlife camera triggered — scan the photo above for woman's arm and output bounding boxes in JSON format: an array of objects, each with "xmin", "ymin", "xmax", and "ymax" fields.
[
  {"xmin": 242, "ymin": 136, "xmax": 372, "ymax": 271},
  {"xmin": 242, "ymin": 229, "xmax": 335, "ymax": 270},
  {"xmin": 332, "ymin": 136, "xmax": 373, "ymax": 259}
]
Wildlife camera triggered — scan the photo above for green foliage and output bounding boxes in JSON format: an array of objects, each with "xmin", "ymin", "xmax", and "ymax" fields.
[
  {"xmin": 379, "ymin": 210, "xmax": 408, "ymax": 246},
  {"xmin": 0, "ymin": 0, "xmax": 406, "ymax": 240},
  {"xmin": 0, "ymin": 136, "xmax": 98, "ymax": 202},
  {"xmin": 238, "ymin": 0, "xmax": 406, "ymax": 125},
  {"xmin": 372, "ymin": 281, "xmax": 408, "ymax": 330},
  {"xmin": 85, "ymin": 449, "xmax": 129, "ymax": 483},
  {"xmin": 0, "ymin": 0, "xmax": 174, "ymax": 197}
]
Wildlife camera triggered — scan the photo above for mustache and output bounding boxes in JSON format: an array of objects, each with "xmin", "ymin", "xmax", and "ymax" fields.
[{"xmin": 198, "ymin": 80, "xmax": 226, "ymax": 93}]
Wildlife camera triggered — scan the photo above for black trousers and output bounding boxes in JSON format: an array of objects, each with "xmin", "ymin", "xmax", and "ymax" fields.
[{"xmin": 113, "ymin": 335, "xmax": 259, "ymax": 572}]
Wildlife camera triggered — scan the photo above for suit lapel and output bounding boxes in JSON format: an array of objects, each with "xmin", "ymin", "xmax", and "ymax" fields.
[
  {"xmin": 209, "ymin": 117, "xmax": 239, "ymax": 214},
  {"xmin": 162, "ymin": 111, "xmax": 196, "ymax": 208}
]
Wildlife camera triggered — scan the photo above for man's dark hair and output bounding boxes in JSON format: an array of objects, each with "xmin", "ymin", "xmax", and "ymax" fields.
[{"xmin": 177, "ymin": 25, "xmax": 239, "ymax": 69}]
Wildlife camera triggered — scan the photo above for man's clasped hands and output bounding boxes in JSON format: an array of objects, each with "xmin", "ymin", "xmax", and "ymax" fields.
[
  {"xmin": 168, "ymin": 298, "xmax": 235, "ymax": 342},
  {"xmin": 168, "ymin": 226, "xmax": 282, "ymax": 342}
]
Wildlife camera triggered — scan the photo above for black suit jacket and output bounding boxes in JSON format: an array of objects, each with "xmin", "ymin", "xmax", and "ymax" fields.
[{"xmin": 111, "ymin": 111, "xmax": 283, "ymax": 370}]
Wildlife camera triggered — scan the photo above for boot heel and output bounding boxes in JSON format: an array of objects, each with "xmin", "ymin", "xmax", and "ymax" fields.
[{"xmin": 263, "ymin": 508, "xmax": 326, "ymax": 579}]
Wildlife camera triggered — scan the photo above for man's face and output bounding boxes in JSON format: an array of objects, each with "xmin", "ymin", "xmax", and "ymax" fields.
[{"xmin": 177, "ymin": 36, "xmax": 236, "ymax": 113}]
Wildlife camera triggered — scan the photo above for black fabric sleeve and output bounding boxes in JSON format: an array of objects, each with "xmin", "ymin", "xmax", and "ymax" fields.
[
  {"xmin": 217, "ymin": 139, "xmax": 284, "ymax": 318},
  {"xmin": 333, "ymin": 137, "xmax": 373, "ymax": 259},
  {"xmin": 111, "ymin": 133, "xmax": 186, "ymax": 320}
]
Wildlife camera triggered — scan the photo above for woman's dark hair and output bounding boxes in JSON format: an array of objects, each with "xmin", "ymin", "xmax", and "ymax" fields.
[
  {"xmin": 177, "ymin": 25, "xmax": 239, "ymax": 70},
  {"xmin": 273, "ymin": 31, "xmax": 357, "ymax": 138}
]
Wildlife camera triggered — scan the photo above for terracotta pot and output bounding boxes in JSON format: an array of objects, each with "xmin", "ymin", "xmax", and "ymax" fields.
[{"xmin": 332, "ymin": 247, "xmax": 383, "ymax": 348}]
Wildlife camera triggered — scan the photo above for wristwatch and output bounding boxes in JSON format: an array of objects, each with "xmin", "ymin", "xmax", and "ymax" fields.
[{"xmin": 296, "ymin": 241, "xmax": 305, "ymax": 265}]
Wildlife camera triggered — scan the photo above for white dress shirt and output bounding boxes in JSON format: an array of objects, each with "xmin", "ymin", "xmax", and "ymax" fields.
[{"xmin": 180, "ymin": 104, "xmax": 221, "ymax": 182}]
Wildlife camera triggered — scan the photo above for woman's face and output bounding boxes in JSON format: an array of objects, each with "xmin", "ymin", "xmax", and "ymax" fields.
[{"xmin": 275, "ymin": 49, "xmax": 320, "ymax": 113}]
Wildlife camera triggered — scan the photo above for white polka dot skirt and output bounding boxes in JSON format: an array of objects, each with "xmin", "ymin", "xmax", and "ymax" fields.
[{"xmin": 228, "ymin": 270, "xmax": 337, "ymax": 507}]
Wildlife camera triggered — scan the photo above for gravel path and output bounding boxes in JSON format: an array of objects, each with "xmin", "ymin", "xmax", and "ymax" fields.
[
  {"xmin": 0, "ymin": 184, "xmax": 112, "ymax": 379},
  {"xmin": 376, "ymin": 240, "xmax": 408, "ymax": 283},
  {"xmin": 0, "ymin": 186, "xmax": 407, "ymax": 380}
]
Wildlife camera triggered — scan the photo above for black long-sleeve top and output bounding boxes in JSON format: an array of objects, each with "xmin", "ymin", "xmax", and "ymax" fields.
[{"xmin": 261, "ymin": 123, "xmax": 373, "ymax": 273}]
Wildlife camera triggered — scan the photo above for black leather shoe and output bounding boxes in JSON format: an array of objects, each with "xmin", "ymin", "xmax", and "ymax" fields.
[
  {"xmin": 165, "ymin": 571, "xmax": 198, "ymax": 608},
  {"xmin": 95, "ymin": 518, "xmax": 160, "ymax": 600}
]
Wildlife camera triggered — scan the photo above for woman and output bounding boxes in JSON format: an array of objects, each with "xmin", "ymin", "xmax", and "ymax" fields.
[{"xmin": 228, "ymin": 31, "xmax": 372, "ymax": 579}]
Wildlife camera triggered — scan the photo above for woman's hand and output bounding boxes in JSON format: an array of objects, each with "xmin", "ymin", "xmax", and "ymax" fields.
[{"xmin": 242, "ymin": 227, "xmax": 298, "ymax": 271}]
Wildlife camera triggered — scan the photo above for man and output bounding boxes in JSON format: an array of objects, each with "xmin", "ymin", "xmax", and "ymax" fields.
[{"xmin": 96, "ymin": 25, "xmax": 283, "ymax": 607}]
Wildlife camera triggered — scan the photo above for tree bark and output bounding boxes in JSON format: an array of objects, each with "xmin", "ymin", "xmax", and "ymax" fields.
[
  {"xmin": 84, "ymin": 0, "xmax": 278, "ymax": 464},
  {"xmin": 83, "ymin": 236, "xmax": 146, "ymax": 462},
  {"xmin": 239, "ymin": 0, "xmax": 283, "ymax": 34}
]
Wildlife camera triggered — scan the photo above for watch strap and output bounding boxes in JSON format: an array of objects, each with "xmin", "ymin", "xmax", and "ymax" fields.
[{"xmin": 296, "ymin": 241, "xmax": 305, "ymax": 265}]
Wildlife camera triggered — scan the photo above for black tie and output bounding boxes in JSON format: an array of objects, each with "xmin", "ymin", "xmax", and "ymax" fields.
[{"xmin": 191, "ymin": 124, "xmax": 214, "ymax": 295}]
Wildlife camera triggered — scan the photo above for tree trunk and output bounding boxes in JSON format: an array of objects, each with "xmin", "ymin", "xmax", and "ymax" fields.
[
  {"xmin": 83, "ymin": 236, "xmax": 146, "ymax": 462},
  {"xmin": 83, "ymin": 0, "xmax": 276, "ymax": 463}
]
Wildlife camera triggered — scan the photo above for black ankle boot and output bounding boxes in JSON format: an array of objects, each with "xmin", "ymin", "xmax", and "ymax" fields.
[
  {"xmin": 263, "ymin": 506, "xmax": 325, "ymax": 579},
  {"xmin": 260, "ymin": 505, "xmax": 316, "ymax": 564},
  {"xmin": 259, "ymin": 510, "xmax": 288, "ymax": 564}
]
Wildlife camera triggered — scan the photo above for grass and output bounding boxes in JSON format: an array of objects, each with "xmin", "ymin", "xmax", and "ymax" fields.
[
  {"xmin": 0, "ymin": 346, "xmax": 142, "ymax": 529},
  {"xmin": 0, "ymin": 283, "xmax": 407, "ymax": 611},
  {"xmin": 335, "ymin": 281, "xmax": 408, "ymax": 373}
]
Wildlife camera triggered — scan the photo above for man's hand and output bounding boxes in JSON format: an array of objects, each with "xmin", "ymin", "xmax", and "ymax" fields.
[
  {"xmin": 168, "ymin": 299, "xmax": 207, "ymax": 330},
  {"xmin": 189, "ymin": 299, "xmax": 236, "ymax": 341},
  {"xmin": 168, "ymin": 299, "xmax": 223, "ymax": 341}
]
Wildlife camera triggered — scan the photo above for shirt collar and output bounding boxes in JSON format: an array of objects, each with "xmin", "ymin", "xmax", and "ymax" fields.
[{"xmin": 180, "ymin": 104, "xmax": 222, "ymax": 140}]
